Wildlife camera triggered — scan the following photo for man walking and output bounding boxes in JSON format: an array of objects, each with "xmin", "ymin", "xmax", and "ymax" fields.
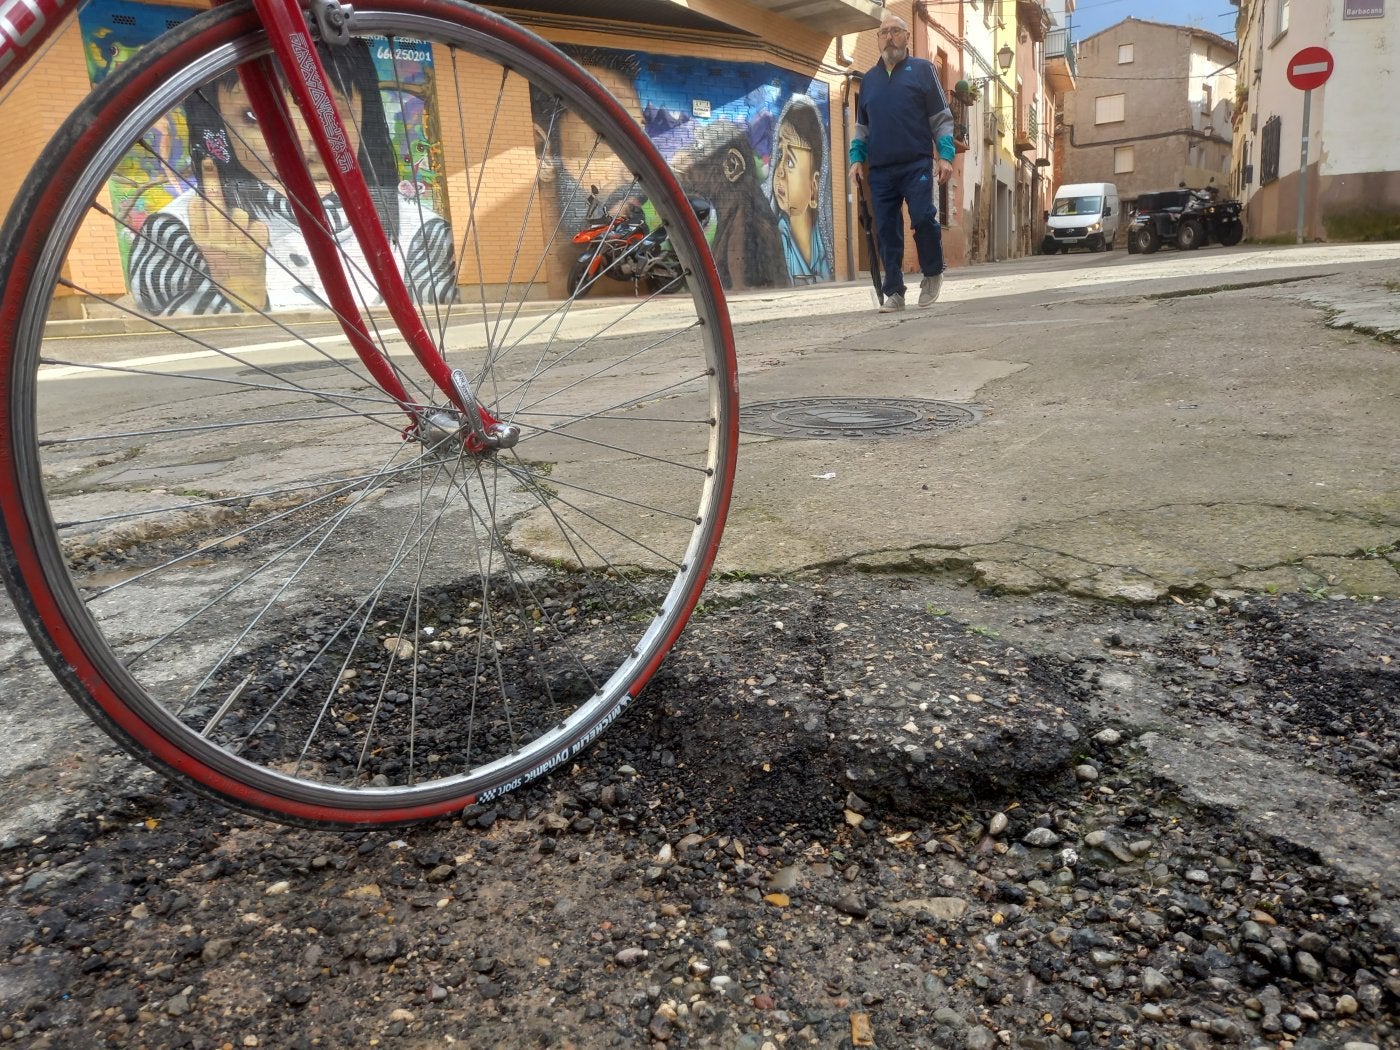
[{"xmin": 848, "ymin": 12, "xmax": 954, "ymax": 312}]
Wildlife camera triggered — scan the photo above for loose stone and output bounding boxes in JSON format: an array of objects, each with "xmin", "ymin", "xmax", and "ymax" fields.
[{"xmin": 1141, "ymin": 967, "xmax": 1172, "ymax": 999}]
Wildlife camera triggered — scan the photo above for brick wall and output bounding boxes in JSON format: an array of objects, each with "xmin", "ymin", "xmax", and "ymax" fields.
[{"xmin": 1, "ymin": 3, "xmax": 852, "ymax": 313}]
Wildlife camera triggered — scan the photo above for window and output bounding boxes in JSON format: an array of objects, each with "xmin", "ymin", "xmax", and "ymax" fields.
[
  {"xmin": 1274, "ymin": 0, "xmax": 1290, "ymax": 37},
  {"xmin": 1053, "ymin": 195, "xmax": 1103, "ymax": 216},
  {"xmin": 1261, "ymin": 115, "xmax": 1281, "ymax": 184},
  {"xmin": 1095, "ymin": 93, "xmax": 1126, "ymax": 124},
  {"xmin": 1118, "ymin": 43, "xmax": 1134, "ymax": 64},
  {"xmin": 1114, "ymin": 145, "xmax": 1135, "ymax": 173}
]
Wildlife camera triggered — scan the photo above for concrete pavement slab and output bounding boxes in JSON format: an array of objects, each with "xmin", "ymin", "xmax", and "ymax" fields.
[
  {"xmin": 19, "ymin": 241, "xmax": 1400, "ymax": 601},
  {"xmin": 713, "ymin": 242, "xmax": 1400, "ymax": 598}
]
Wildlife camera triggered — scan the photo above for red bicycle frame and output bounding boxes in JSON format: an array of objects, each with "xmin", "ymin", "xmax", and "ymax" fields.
[
  {"xmin": 0, "ymin": 0, "xmax": 68, "ymax": 87},
  {"xmin": 1, "ymin": 0, "xmax": 494, "ymax": 430}
]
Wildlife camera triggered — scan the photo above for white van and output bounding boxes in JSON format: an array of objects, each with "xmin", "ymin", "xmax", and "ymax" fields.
[{"xmin": 1042, "ymin": 182, "xmax": 1120, "ymax": 253}]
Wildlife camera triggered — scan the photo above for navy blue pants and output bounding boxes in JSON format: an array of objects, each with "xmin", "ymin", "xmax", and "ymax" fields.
[{"xmin": 867, "ymin": 158, "xmax": 945, "ymax": 298}]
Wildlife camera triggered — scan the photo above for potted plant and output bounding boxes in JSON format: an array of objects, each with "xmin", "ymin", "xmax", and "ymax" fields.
[{"xmin": 954, "ymin": 79, "xmax": 980, "ymax": 104}]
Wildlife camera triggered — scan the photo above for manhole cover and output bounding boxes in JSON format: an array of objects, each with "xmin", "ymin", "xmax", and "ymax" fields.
[{"xmin": 739, "ymin": 397, "xmax": 982, "ymax": 440}]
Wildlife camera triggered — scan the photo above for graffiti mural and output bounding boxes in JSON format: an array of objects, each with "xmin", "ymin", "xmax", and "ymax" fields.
[
  {"xmin": 532, "ymin": 46, "xmax": 834, "ymax": 292},
  {"xmin": 771, "ymin": 94, "xmax": 833, "ymax": 284},
  {"xmin": 78, "ymin": 0, "xmax": 455, "ymax": 314}
]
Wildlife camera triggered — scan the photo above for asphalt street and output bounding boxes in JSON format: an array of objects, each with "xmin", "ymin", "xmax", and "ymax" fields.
[
  {"xmin": 3, "ymin": 239, "xmax": 1398, "ymax": 842},
  {"xmin": 21, "ymin": 237, "xmax": 1400, "ymax": 597}
]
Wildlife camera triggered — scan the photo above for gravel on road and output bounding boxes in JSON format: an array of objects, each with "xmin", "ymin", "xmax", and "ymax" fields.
[{"xmin": 2, "ymin": 574, "xmax": 1396, "ymax": 1049}]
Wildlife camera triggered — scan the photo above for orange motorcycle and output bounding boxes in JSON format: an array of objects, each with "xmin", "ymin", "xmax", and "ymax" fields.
[{"xmin": 568, "ymin": 185, "xmax": 706, "ymax": 297}]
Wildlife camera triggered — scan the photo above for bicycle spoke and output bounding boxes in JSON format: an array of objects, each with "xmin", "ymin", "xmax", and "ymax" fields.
[
  {"xmin": 41, "ymin": 357, "xmax": 401, "ymax": 407},
  {"xmin": 49, "ymin": 278, "xmax": 425, "ymax": 424},
  {"xmin": 42, "ymin": 410, "xmax": 406, "ymax": 446},
  {"xmin": 1, "ymin": 3, "xmax": 735, "ymax": 825},
  {"xmin": 116, "ymin": 438, "xmax": 440, "ymax": 662},
  {"xmin": 130, "ymin": 97, "xmax": 436, "ymax": 408},
  {"xmin": 52, "ymin": 470, "xmax": 412, "ymax": 531},
  {"xmin": 248, "ymin": 456, "xmax": 467, "ymax": 770},
  {"xmin": 506, "ymin": 320, "xmax": 709, "ymax": 420}
]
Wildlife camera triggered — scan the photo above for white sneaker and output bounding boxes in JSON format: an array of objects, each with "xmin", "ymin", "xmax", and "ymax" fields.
[
  {"xmin": 878, "ymin": 292, "xmax": 905, "ymax": 313},
  {"xmin": 918, "ymin": 273, "xmax": 943, "ymax": 308}
]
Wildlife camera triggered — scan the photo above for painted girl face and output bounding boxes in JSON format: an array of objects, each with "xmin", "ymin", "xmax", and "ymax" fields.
[
  {"xmin": 772, "ymin": 122, "xmax": 817, "ymax": 219},
  {"xmin": 216, "ymin": 77, "xmax": 366, "ymax": 194}
]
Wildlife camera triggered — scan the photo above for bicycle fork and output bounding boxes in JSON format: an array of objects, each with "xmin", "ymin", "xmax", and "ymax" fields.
[{"xmin": 229, "ymin": 0, "xmax": 517, "ymax": 454}]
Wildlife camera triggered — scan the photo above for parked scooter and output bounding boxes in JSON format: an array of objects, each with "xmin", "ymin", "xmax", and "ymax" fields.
[{"xmin": 568, "ymin": 185, "xmax": 709, "ymax": 297}]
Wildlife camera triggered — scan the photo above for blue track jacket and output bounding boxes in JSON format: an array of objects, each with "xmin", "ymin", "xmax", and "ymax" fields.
[{"xmin": 850, "ymin": 55, "xmax": 954, "ymax": 168}]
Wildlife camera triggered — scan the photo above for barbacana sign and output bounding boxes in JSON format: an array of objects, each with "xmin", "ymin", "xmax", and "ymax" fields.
[{"xmin": 1343, "ymin": 0, "xmax": 1384, "ymax": 18}]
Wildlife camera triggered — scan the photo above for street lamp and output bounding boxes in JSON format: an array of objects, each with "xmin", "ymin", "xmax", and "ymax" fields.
[{"xmin": 955, "ymin": 43, "xmax": 1017, "ymax": 99}]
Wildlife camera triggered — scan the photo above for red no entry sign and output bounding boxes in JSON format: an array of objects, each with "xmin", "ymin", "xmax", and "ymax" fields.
[{"xmin": 1287, "ymin": 46, "xmax": 1334, "ymax": 91}]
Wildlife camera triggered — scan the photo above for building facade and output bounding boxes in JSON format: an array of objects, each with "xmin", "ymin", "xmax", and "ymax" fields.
[
  {"xmin": 1043, "ymin": 0, "xmax": 1078, "ymax": 197},
  {"xmin": 1231, "ymin": 0, "xmax": 1400, "ymax": 242},
  {"xmin": 0, "ymin": 0, "xmax": 884, "ymax": 312},
  {"xmin": 1060, "ymin": 18, "xmax": 1237, "ymax": 214},
  {"xmin": 1, "ymin": 0, "xmax": 1126, "ymax": 318},
  {"xmin": 1009, "ymin": 0, "xmax": 1057, "ymax": 258},
  {"xmin": 849, "ymin": 0, "xmax": 1056, "ymax": 268}
]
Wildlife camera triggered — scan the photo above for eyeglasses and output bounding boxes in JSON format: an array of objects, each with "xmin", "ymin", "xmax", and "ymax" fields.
[{"xmin": 876, "ymin": 27, "xmax": 908, "ymax": 38}]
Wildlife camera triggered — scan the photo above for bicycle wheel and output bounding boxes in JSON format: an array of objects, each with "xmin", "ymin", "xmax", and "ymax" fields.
[{"xmin": 0, "ymin": 0, "xmax": 737, "ymax": 827}]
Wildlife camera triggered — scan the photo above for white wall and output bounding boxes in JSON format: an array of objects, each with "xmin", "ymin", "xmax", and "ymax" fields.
[
  {"xmin": 958, "ymin": 11, "xmax": 1004, "ymax": 247},
  {"xmin": 1188, "ymin": 44, "xmax": 1237, "ymax": 138},
  {"xmin": 1247, "ymin": 0, "xmax": 1309, "ymax": 186},
  {"xmin": 1248, "ymin": 0, "xmax": 1398, "ymax": 183},
  {"xmin": 1320, "ymin": 2, "xmax": 1398, "ymax": 175}
]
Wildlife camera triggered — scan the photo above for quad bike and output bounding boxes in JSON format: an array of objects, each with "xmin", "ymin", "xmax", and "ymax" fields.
[
  {"xmin": 1127, "ymin": 190, "xmax": 1188, "ymax": 255},
  {"xmin": 1173, "ymin": 181, "xmax": 1244, "ymax": 251},
  {"xmin": 1128, "ymin": 181, "xmax": 1244, "ymax": 255}
]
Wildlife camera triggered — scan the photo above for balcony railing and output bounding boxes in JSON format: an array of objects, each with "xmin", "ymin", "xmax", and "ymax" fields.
[
  {"xmin": 1045, "ymin": 28, "xmax": 1076, "ymax": 76},
  {"xmin": 1017, "ymin": 0, "xmax": 1050, "ymax": 42},
  {"xmin": 1044, "ymin": 27, "xmax": 1077, "ymax": 95}
]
